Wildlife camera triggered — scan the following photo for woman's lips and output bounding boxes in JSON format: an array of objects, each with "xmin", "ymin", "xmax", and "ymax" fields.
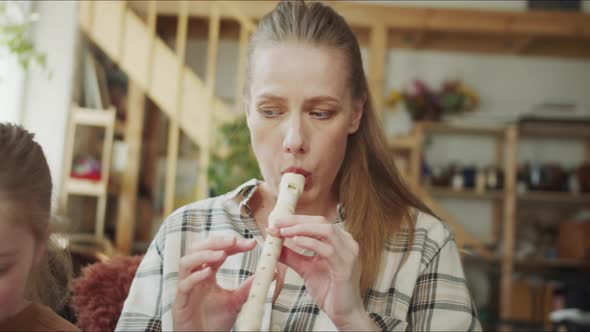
[{"xmin": 281, "ymin": 167, "xmax": 312, "ymax": 189}]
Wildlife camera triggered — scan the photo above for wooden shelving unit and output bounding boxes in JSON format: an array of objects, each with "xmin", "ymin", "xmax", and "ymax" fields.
[
  {"xmin": 59, "ymin": 106, "xmax": 116, "ymax": 241},
  {"xmin": 518, "ymin": 191, "xmax": 590, "ymax": 204},
  {"xmin": 392, "ymin": 121, "xmax": 590, "ymax": 328},
  {"xmin": 428, "ymin": 187, "xmax": 505, "ymax": 200}
]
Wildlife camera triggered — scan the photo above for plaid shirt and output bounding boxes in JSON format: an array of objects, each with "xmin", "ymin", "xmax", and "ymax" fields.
[{"xmin": 116, "ymin": 179, "xmax": 481, "ymax": 331}]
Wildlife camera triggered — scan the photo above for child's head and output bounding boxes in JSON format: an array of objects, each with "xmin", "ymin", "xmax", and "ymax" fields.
[{"xmin": 0, "ymin": 123, "xmax": 70, "ymax": 320}]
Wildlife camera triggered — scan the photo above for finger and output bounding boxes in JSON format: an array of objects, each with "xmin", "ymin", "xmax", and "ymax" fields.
[
  {"xmin": 224, "ymin": 238, "xmax": 257, "ymax": 256},
  {"xmin": 176, "ymin": 267, "xmax": 214, "ymax": 308},
  {"xmin": 179, "ymin": 250, "xmax": 226, "ymax": 279},
  {"xmin": 273, "ymin": 215, "xmax": 327, "ymax": 228},
  {"xmin": 278, "ymin": 223, "xmax": 338, "ymax": 243},
  {"xmin": 278, "ymin": 246, "xmax": 313, "ymax": 278},
  {"xmin": 190, "ymin": 236, "xmax": 256, "ymax": 256},
  {"xmin": 229, "ymin": 274, "xmax": 256, "ymax": 311},
  {"xmin": 292, "ymin": 236, "xmax": 335, "ymax": 260},
  {"xmin": 190, "ymin": 235, "xmax": 238, "ymax": 252}
]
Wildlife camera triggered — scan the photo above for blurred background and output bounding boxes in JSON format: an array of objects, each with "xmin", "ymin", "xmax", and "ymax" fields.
[{"xmin": 1, "ymin": 1, "xmax": 589, "ymax": 331}]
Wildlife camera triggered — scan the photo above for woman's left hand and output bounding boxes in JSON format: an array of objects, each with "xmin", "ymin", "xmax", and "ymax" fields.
[{"xmin": 269, "ymin": 215, "xmax": 368, "ymax": 329}]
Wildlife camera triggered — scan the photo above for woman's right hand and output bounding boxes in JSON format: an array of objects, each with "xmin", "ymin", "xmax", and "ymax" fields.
[{"xmin": 172, "ymin": 235, "xmax": 257, "ymax": 331}]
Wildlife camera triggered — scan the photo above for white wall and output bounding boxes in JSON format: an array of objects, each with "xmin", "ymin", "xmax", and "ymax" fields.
[
  {"xmin": 0, "ymin": 1, "xmax": 31, "ymax": 124},
  {"xmin": 0, "ymin": 54, "xmax": 25, "ymax": 123},
  {"xmin": 20, "ymin": 1, "xmax": 78, "ymax": 211}
]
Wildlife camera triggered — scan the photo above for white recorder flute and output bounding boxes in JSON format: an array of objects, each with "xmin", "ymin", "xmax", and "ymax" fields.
[{"xmin": 235, "ymin": 173, "xmax": 305, "ymax": 331}]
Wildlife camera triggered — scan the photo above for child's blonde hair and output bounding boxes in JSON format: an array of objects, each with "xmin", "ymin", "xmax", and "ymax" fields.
[{"xmin": 0, "ymin": 123, "xmax": 72, "ymax": 311}]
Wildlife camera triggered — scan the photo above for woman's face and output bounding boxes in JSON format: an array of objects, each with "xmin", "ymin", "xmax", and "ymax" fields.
[
  {"xmin": 0, "ymin": 209, "xmax": 40, "ymax": 321},
  {"xmin": 246, "ymin": 43, "xmax": 363, "ymax": 204}
]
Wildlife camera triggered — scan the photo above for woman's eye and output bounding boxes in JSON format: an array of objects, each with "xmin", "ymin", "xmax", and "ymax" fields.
[
  {"xmin": 310, "ymin": 110, "xmax": 333, "ymax": 119},
  {"xmin": 260, "ymin": 109, "xmax": 281, "ymax": 118}
]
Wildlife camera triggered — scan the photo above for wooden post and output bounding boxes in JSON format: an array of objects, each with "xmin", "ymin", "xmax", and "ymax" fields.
[
  {"xmin": 409, "ymin": 123, "xmax": 424, "ymax": 187},
  {"xmin": 145, "ymin": 0, "xmax": 157, "ymax": 91},
  {"xmin": 500, "ymin": 125, "xmax": 518, "ymax": 324},
  {"xmin": 493, "ymin": 135, "xmax": 506, "ymax": 242},
  {"xmin": 95, "ymin": 108, "xmax": 116, "ymax": 240},
  {"xmin": 163, "ymin": 1, "xmax": 189, "ymax": 217},
  {"xmin": 368, "ymin": 23, "xmax": 387, "ymax": 117},
  {"xmin": 115, "ymin": 82, "xmax": 145, "ymax": 254},
  {"xmin": 585, "ymin": 138, "xmax": 590, "ymax": 162},
  {"xmin": 59, "ymin": 105, "xmax": 77, "ymax": 216},
  {"xmin": 235, "ymin": 25, "xmax": 250, "ymax": 113},
  {"xmin": 195, "ymin": 4, "xmax": 220, "ymax": 200}
]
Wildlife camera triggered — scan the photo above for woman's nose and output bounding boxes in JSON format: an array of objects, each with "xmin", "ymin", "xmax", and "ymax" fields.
[{"xmin": 282, "ymin": 117, "xmax": 307, "ymax": 154}]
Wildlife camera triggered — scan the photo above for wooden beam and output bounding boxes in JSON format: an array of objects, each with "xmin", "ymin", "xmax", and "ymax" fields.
[
  {"xmin": 163, "ymin": 1, "xmax": 188, "ymax": 217},
  {"xmin": 493, "ymin": 135, "xmax": 506, "ymax": 243},
  {"xmin": 129, "ymin": 1, "xmax": 590, "ymax": 59},
  {"xmin": 368, "ymin": 23, "xmax": 387, "ymax": 117},
  {"xmin": 217, "ymin": 1, "xmax": 257, "ymax": 33},
  {"xmin": 130, "ymin": 1, "xmax": 590, "ymax": 38},
  {"xmin": 115, "ymin": 82, "xmax": 145, "ymax": 254},
  {"xmin": 195, "ymin": 4, "xmax": 220, "ymax": 200},
  {"xmin": 235, "ymin": 24, "xmax": 250, "ymax": 113},
  {"xmin": 146, "ymin": 0, "xmax": 157, "ymax": 89},
  {"xmin": 500, "ymin": 125, "xmax": 518, "ymax": 321},
  {"xmin": 510, "ymin": 36, "xmax": 535, "ymax": 54}
]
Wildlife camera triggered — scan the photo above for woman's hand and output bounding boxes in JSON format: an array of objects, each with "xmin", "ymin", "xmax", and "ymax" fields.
[
  {"xmin": 270, "ymin": 216, "xmax": 375, "ymax": 330},
  {"xmin": 172, "ymin": 235, "xmax": 256, "ymax": 331}
]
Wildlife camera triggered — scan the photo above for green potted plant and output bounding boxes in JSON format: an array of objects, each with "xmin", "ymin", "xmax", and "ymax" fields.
[
  {"xmin": 208, "ymin": 116, "xmax": 261, "ymax": 196},
  {"xmin": 0, "ymin": 2, "xmax": 48, "ymax": 74}
]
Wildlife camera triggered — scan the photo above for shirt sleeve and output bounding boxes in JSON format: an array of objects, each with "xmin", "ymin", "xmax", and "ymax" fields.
[
  {"xmin": 406, "ymin": 235, "xmax": 482, "ymax": 331},
  {"xmin": 115, "ymin": 224, "xmax": 166, "ymax": 332}
]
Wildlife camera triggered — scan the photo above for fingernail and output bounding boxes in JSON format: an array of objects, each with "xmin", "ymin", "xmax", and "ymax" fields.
[{"xmin": 267, "ymin": 227, "xmax": 279, "ymax": 236}]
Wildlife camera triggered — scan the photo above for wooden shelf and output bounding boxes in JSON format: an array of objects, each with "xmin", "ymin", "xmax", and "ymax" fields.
[
  {"xmin": 420, "ymin": 122, "xmax": 506, "ymax": 137},
  {"xmin": 462, "ymin": 253, "xmax": 501, "ymax": 264},
  {"xmin": 72, "ymin": 108, "xmax": 116, "ymax": 126},
  {"xmin": 132, "ymin": 1, "xmax": 590, "ymax": 59},
  {"xmin": 518, "ymin": 191, "xmax": 590, "ymax": 204},
  {"xmin": 514, "ymin": 258, "xmax": 590, "ymax": 270},
  {"xmin": 519, "ymin": 122, "xmax": 590, "ymax": 139},
  {"xmin": 389, "ymin": 135, "xmax": 418, "ymax": 150},
  {"xmin": 427, "ymin": 186, "xmax": 505, "ymax": 200},
  {"xmin": 65, "ymin": 178, "xmax": 106, "ymax": 196}
]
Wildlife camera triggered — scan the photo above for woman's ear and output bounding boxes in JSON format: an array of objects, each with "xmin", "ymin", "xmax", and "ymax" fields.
[{"xmin": 348, "ymin": 96, "xmax": 364, "ymax": 134}]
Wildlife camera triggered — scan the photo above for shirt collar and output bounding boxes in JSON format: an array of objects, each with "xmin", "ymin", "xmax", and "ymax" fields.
[{"xmin": 227, "ymin": 178, "xmax": 346, "ymax": 224}]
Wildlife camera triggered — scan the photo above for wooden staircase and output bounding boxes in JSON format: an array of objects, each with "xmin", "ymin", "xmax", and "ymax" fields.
[
  {"xmin": 76, "ymin": 1, "xmax": 491, "ymax": 259},
  {"xmin": 78, "ymin": 1, "xmax": 251, "ymax": 216}
]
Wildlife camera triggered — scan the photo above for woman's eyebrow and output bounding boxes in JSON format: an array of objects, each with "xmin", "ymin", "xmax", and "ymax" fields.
[
  {"xmin": 304, "ymin": 96, "xmax": 341, "ymax": 106},
  {"xmin": 256, "ymin": 93, "xmax": 287, "ymax": 103}
]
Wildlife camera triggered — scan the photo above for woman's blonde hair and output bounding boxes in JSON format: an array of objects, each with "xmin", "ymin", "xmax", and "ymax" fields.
[
  {"xmin": 0, "ymin": 123, "xmax": 72, "ymax": 311},
  {"xmin": 247, "ymin": 1, "xmax": 434, "ymax": 294}
]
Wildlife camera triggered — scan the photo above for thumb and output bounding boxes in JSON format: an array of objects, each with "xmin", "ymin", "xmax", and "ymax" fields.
[
  {"xmin": 279, "ymin": 247, "xmax": 311, "ymax": 278},
  {"xmin": 231, "ymin": 274, "xmax": 255, "ymax": 308}
]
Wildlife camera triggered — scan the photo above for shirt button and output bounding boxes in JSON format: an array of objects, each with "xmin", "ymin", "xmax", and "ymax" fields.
[{"xmin": 272, "ymin": 324, "xmax": 281, "ymax": 331}]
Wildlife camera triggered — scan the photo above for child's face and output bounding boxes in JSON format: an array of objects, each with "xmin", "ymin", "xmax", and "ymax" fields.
[
  {"xmin": 246, "ymin": 43, "xmax": 363, "ymax": 204},
  {"xmin": 0, "ymin": 217, "xmax": 38, "ymax": 321}
]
